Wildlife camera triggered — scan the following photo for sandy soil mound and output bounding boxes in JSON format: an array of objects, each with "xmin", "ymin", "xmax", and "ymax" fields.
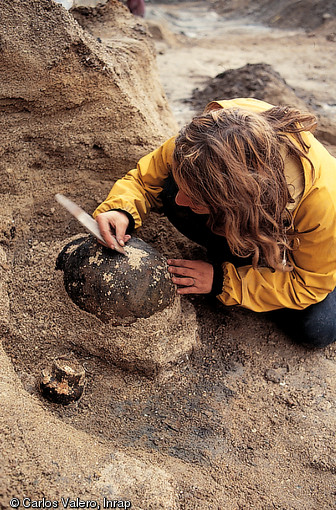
[{"xmin": 0, "ymin": 0, "xmax": 177, "ymax": 243}]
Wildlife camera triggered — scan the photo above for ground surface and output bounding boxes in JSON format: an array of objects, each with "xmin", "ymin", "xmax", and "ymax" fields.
[{"xmin": 1, "ymin": 1, "xmax": 336, "ymax": 509}]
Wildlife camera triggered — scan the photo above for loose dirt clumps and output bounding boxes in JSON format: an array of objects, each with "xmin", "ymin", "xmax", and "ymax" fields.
[{"xmin": 191, "ymin": 62, "xmax": 309, "ymax": 113}]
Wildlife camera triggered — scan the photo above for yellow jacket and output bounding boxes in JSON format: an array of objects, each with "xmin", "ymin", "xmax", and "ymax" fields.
[{"xmin": 94, "ymin": 98, "xmax": 336, "ymax": 312}]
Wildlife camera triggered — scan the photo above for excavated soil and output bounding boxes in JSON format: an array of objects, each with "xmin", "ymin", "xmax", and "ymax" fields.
[{"xmin": 1, "ymin": 1, "xmax": 336, "ymax": 509}]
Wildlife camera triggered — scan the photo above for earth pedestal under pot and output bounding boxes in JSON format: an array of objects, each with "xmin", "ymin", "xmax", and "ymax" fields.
[{"xmin": 56, "ymin": 235, "xmax": 198, "ymax": 375}]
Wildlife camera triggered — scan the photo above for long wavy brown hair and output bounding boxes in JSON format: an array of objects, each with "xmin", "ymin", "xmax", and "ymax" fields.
[{"xmin": 172, "ymin": 104, "xmax": 317, "ymax": 271}]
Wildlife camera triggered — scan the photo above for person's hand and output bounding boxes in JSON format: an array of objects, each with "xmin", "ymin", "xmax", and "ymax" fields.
[
  {"xmin": 95, "ymin": 210, "xmax": 131, "ymax": 250},
  {"xmin": 167, "ymin": 259, "xmax": 214, "ymax": 294}
]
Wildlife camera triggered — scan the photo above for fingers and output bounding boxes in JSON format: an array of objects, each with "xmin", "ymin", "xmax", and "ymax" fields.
[
  {"xmin": 168, "ymin": 265, "xmax": 195, "ymax": 278},
  {"xmin": 168, "ymin": 259, "xmax": 197, "ymax": 294},
  {"xmin": 96, "ymin": 211, "xmax": 130, "ymax": 251},
  {"xmin": 171, "ymin": 275, "xmax": 195, "ymax": 287},
  {"xmin": 167, "ymin": 258, "xmax": 214, "ymax": 295},
  {"xmin": 167, "ymin": 259, "xmax": 197, "ymax": 281},
  {"xmin": 167, "ymin": 259, "xmax": 197, "ymax": 269},
  {"xmin": 176, "ymin": 285, "xmax": 197, "ymax": 295},
  {"xmin": 114, "ymin": 221, "xmax": 129, "ymax": 247},
  {"xmin": 96, "ymin": 215, "xmax": 117, "ymax": 249}
]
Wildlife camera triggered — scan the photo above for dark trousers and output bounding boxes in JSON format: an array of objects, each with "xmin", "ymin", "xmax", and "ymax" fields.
[{"xmin": 160, "ymin": 175, "xmax": 336, "ymax": 348}]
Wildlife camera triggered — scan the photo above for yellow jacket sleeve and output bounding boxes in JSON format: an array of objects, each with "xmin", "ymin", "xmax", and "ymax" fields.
[{"xmin": 93, "ymin": 136, "xmax": 176, "ymax": 227}]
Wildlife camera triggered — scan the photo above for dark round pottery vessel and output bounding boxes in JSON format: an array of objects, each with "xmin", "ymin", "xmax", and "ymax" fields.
[{"xmin": 56, "ymin": 235, "xmax": 176, "ymax": 324}]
